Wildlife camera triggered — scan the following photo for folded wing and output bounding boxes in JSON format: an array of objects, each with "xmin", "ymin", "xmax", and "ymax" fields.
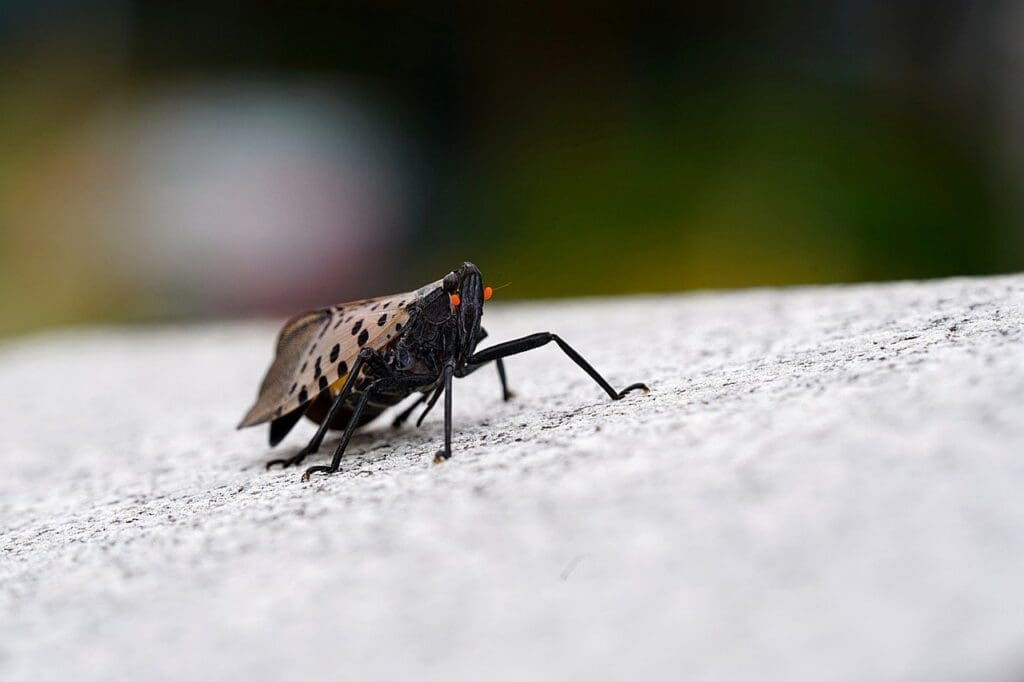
[{"xmin": 238, "ymin": 290, "xmax": 423, "ymax": 428}]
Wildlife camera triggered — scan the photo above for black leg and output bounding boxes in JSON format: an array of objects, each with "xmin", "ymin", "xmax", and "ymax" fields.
[
  {"xmin": 495, "ymin": 358, "xmax": 514, "ymax": 401},
  {"xmin": 468, "ymin": 333, "xmax": 649, "ymax": 400},
  {"xmin": 300, "ymin": 370, "xmax": 440, "ymax": 479},
  {"xmin": 452, "ymin": 356, "xmax": 513, "ymax": 401},
  {"xmin": 266, "ymin": 351, "xmax": 369, "ymax": 470},
  {"xmin": 391, "ymin": 393, "xmax": 427, "ymax": 429},
  {"xmin": 433, "ymin": 363, "xmax": 456, "ymax": 463},
  {"xmin": 302, "ymin": 389, "xmax": 372, "ymax": 481},
  {"xmin": 415, "ymin": 383, "xmax": 446, "ymax": 428},
  {"xmin": 463, "ymin": 326, "xmax": 514, "ymax": 402}
]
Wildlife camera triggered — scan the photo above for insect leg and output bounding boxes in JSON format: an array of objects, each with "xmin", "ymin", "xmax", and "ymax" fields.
[
  {"xmin": 462, "ymin": 323, "xmax": 512, "ymax": 399},
  {"xmin": 453, "ymin": 356, "xmax": 514, "ymax": 402},
  {"xmin": 267, "ymin": 350, "xmax": 369, "ymax": 470},
  {"xmin": 302, "ymin": 370, "xmax": 441, "ymax": 479},
  {"xmin": 391, "ymin": 393, "xmax": 427, "ymax": 429},
  {"xmin": 433, "ymin": 363, "xmax": 456, "ymax": 462},
  {"xmin": 473, "ymin": 325, "xmax": 513, "ymax": 401},
  {"xmin": 468, "ymin": 333, "xmax": 649, "ymax": 400},
  {"xmin": 495, "ymin": 358, "xmax": 514, "ymax": 401},
  {"xmin": 415, "ymin": 383, "xmax": 446, "ymax": 427},
  {"xmin": 301, "ymin": 389, "xmax": 372, "ymax": 481}
]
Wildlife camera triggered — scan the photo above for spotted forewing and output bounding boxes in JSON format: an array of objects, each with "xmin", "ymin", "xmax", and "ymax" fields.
[{"xmin": 239, "ymin": 281, "xmax": 441, "ymax": 428}]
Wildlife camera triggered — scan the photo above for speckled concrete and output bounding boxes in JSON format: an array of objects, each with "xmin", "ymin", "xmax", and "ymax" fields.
[{"xmin": 2, "ymin": 275, "xmax": 1024, "ymax": 681}]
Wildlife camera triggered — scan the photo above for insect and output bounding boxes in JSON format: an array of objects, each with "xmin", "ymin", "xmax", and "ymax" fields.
[{"xmin": 238, "ymin": 261, "xmax": 649, "ymax": 480}]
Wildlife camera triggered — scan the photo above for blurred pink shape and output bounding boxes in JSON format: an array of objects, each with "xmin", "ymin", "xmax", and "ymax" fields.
[{"xmin": 78, "ymin": 82, "xmax": 415, "ymax": 315}]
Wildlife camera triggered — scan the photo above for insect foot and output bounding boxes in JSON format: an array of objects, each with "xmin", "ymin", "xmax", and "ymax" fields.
[
  {"xmin": 615, "ymin": 383, "xmax": 651, "ymax": 399},
  {"xmin": 300, "ymin": 465, "xmax": 334, "ymax": 481},
  {"xmin": 265, "ymin": 446, "xmax": 313, "ymax": 470},
  {"xmin": 432, "ymin": 450, "xmax": 451, "ymax": 465}
]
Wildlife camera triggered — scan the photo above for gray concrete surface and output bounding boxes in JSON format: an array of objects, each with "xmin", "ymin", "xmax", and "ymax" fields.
[{"xmin": 2, "ymin": 275, "xmax": 1024, "ymax": 681}]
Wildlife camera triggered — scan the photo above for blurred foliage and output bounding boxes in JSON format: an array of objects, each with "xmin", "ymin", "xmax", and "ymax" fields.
[
  {"xmin": 0, "ymin": 2, "xmax": 1020, "ymax": 337},
  {"xmin": 440, "ymin": 82, "xmax": 1006, "ymax": 297}
]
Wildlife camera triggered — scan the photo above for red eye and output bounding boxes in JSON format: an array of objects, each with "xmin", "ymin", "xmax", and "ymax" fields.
[
  {"xmin": 483, "ymin": 286, "xmax": 493, "ymax": 301},
  {"xmin": 450, "ymin": 293, "xmax": 461, "ymax": 307}
]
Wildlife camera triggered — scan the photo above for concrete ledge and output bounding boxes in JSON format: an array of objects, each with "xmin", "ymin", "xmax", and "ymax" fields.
[{"xmin": 2, "ymin": 275, "xmax": 1024, "ymax": 681}]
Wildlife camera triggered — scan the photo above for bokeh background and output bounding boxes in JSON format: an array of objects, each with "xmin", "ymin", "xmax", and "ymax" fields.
[{"xmin": 2, "ymin": 1, "xmax": 1022, "ymax": 338}]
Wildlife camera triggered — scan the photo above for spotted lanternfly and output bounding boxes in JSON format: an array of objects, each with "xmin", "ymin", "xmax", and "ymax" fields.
[{"xmin": 239, "ymin": 261, "xmax": 649, "ymax": 480}]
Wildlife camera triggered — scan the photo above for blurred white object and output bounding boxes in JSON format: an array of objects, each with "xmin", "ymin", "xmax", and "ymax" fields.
[{"xmin": 83, "ymin": 81, "xmax": 415, "ymax": 313}]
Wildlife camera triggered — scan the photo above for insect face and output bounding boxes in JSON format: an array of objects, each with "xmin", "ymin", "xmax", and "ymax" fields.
[{"xmin": 454, "ymin": 261, "xmax": 485, "ymax": 364}]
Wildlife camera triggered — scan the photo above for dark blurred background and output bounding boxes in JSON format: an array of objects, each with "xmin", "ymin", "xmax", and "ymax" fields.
[{"xmin": 2, "ymin": 1, "xmax": 1022, "ymax": 338}]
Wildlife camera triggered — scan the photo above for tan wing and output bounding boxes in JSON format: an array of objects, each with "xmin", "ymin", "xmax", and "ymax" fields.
[{"xmin": 238, "ymin": 282, "xmax": 439, "ymax": 428}]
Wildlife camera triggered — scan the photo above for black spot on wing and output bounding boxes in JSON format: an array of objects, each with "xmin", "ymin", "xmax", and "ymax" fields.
[
  {"xmin": 395, "ymin": 322, "xmax": 403, "ymax": 332},
  {"xmin": 352, "ymin": 320, "xmax": 363, "ymax": 335},
  {"xmin": 329, "ymin": 343, "xmax": 340, "ymax": 362},
  {"xmin": 289, "ymin": 383, "xmax": 297, "ymax": 395},
  {"xmin": 337, "ymin": 360, "xmax": 348, "ymax": 377},
  {"xmin": 377, "ymin": 314, "xmax": 387, "ymax": 326},
  {"xmin": 358, "ymin": 329, "xmax": 369, "ymax": 346},
  {"xmin": 300, "ymin": 361, "xmax": 307, "ymax": 373},
  {"xmin": 318, "ymin": 376, "xmax": 328, "ymax": 391},
  {"xmin": 298, "ymin": 387, "xmax": 308, "ymax": 403},
  {"xmin": 314, "ymin": 357, "xmax": 322, "ymax": 379}
]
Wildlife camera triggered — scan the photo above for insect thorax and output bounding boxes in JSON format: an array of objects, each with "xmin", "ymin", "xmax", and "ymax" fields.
[{"xmin": 380, "ymin": 289, "xmax": 459, "ymax": 384}]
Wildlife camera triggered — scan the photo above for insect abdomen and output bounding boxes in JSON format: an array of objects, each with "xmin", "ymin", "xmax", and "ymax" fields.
[{"xmin": 304, "ymin": 385, "xmax": 411, "ymax": 431}]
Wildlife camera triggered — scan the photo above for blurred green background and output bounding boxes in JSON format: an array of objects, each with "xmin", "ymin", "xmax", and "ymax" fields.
[{"xmin": 2, "ymin": 2, "xmax": 1021, "ymax": 338}]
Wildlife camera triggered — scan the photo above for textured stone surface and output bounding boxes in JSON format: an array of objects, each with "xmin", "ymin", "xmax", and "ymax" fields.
[{"xmin": 2, "ymin": 275, "xmax": 1024, "ymax": 681}]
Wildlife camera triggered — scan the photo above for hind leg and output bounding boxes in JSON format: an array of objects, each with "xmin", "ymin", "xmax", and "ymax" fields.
[{"xmin": 266, "ymin": 349, "xmax": 374, "ymax": 469}]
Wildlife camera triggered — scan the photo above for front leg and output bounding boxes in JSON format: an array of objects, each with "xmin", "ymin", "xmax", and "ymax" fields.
[
  {"xmin": 433, "ymin": 362, "xmax": 456, "ymax": 463},
  {"xmin": 468, "ymin": 332, "xmax": 649, "ymax": 400}
]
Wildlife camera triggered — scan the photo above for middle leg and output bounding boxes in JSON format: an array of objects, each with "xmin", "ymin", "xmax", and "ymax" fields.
[
  {"xmin": 495, "ymin": 358, "xmax": 514, "ymax": 401},
  {"xmin": 391, "ymin": 393, "xmax": 427, "ymax": 429}
]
